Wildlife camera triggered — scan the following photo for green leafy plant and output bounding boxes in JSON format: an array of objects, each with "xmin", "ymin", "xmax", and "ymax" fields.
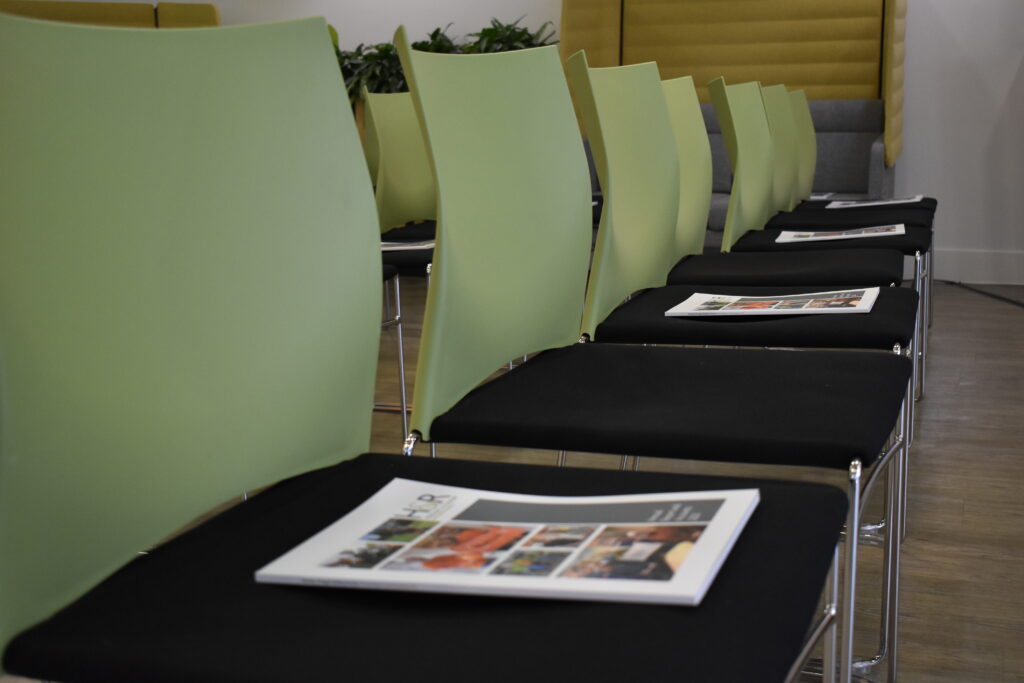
[
  {"xmin": 334, "ymin": 19, "xmax": 555, "ymax": 104},
  {"xmin": 463, "ymin": 17, "xmax": 555, "ymax": 54},
  {"xmin": 337, "ymin": 42, "xmax": 407, "ymax": 103},
  {"xmin": 411, "ymin": 24, "xmax": 461, "ymax": 54}
]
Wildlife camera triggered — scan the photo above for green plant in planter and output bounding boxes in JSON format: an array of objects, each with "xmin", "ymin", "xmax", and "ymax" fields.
[
  {"xmin": 337, "ymin": 42, "xmax": 406, "ymax": 104},
  {"xmin": 334, "ymin": 20, "xmax": 555, "ymax": 104},
  {"xmin": 412, "ymin": 24, "xmax": 461, "ymax": 54},
  {"xmin": 463, "ymin": 17, "xmax": 555, "ymax": 53}
]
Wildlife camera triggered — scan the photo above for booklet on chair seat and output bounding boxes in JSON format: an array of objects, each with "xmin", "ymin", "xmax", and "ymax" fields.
[
  {"xmin": 824, "ymin": 195, "xmax": 923, "ymax": 209},
  {"xmin": 381, "ymin": 240, "xmax": 435, "ymax": 251},
  {"xmin": 665, "ymin": 288, "xmax": 879, "ymax": 317},
  {"xmin": 256, "ymin": 478, "xmax": 759, "ymax": 606},
  {"xmin": 775, "ymin": 224, "xmax": 905, "ymax": 243}
]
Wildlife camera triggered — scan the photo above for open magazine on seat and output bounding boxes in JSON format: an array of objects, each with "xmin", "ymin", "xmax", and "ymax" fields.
[
  {"xmin": 775, "ymin": 224, "xmax": 905, "ymax": 243},
  {"xmin": 665, "ymin": 287, "xmax": 880, "ymax": 317},
  {"xmin": 256, "ymin": 478, "xmax": 759, "ymax": 606},
  {"xmin": 825, "ymin": 195, "xmax": 923, "ymax": 209}
]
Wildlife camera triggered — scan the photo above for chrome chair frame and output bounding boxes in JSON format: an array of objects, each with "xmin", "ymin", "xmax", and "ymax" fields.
[{"xmin": 378, "ymin": 270, "xmax": 409, "ymax": 436}]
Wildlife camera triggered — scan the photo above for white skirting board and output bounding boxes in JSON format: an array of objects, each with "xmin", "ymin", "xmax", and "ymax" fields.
[{"xmin": 906, "ymin": 248, "xmax": 1024, "ymax": 285}]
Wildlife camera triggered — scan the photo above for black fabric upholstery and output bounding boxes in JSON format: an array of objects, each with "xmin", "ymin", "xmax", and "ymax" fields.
[
  {"xmin": 594, "ymin": 285, "xmax": 918, "ymax": 349},
  {"xmin": 3, "ymin": 453, "xmax": 846, "ymax": 683},
  {"xmin": 381, "ymin": 247, "xmax": 433, "ymax": 276},
  {"xmin": 666, "ymin": 248, "xmax": 905, "ymax": 287},
  {"xmin": 381, "ymin": 221, "xmax": 436, "ymax": 276},
  {"xmin": 382, "ymin": 220, "xmax": 436, "ymax": 241},
  {"xmin": 731, "ymin": 225, "xmax": 932, "ymax": 256},
  {"xmin": 794, "ymin": 196, "xmax": 937, "ymax": 213},
  {"xmin": 766, "ymin": 206, "xmax": 935, "ymax": 230},
  {"xmin": 431, "ymin": 344, "xmax": 910, "ymax": 470},
  {"xmin": 381, "ymin": 263, "xmax": 399, "ymax": 281}
]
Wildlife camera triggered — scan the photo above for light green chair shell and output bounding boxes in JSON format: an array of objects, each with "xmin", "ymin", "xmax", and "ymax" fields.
[
  {"xmin": 790, "ymin": 89, "xmax": 818, "ymax": 201},
  {"xmin": 663, "ymin": 75, "xmax": 712, "ymax": 261},
  {"xmin": 711, "ymin": 78, "xmax": 776, "ymax": 251},
  {"xmin": 761, "ymin": 84, "xmax": 801, "ymax": 212},
  {"xmin": 395, "ymin": 28, "xmax": 592, "ymax": 441},
  {"xmin": 0, "ymin": 14, "xmax": 381, "ymax": 652},
  {"xmin": 363, "ymin": 90, "xmax": 437, "ymax": 232},
  {"xmin": 567, "ymin": 53, "xmax": 679, "ymax": 338}
]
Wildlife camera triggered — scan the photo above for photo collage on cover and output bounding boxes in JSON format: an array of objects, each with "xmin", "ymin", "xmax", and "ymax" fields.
[
  {"xmin": 319, "ymin": 517, "xmax": 708, "ymax": 581},
  {"xmin": 696, "ymin": 289, "xmax": 868, "ymax": 313},
  {"xmin": 789, "ymin": 224, "xmax": 900, "ymax": 240}
]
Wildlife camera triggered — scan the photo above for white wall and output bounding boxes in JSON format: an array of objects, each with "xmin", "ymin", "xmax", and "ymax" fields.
[
  {"xmin": 896, "ymin": 1, "xmax": 1024, "ymax": 284},
  {"xmin": 214, "ymin": 0, "xmax": 562, "ymax": 49}
]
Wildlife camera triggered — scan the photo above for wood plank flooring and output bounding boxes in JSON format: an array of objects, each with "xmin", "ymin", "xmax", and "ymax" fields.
[{"xmin": 370, "ymin": 278, "xmax": 1024, "ymax": 682}]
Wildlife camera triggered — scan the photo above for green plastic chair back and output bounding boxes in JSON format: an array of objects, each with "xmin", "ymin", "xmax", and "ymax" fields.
[
  {"xmin": 0, "ymin": 14, "xmax": 381, "ymax": 652},
  {"xmin": 395, "ymin": 27, "xmax": 592, "ymax": 441},
  {"xmin": 663, "ymin": 75, "xmax": 712, "ymax": 260},
  {"xmin": 363, "ymin": 90, "xmax": 437, "ymax": 232},
  {"xmin": 790, "ymin": 89, "xmax": 818, "ymax": 201},
  {"xmin": 710, "ymin": 78, "xmax": 775, "ymax": 251},
  {"xmin": 761, "ymin": 84, "xmax": 801, "ymax": 212},
  {"xmin": 566, "ymin": 53, "xmax": 679, "ymax": 338}
]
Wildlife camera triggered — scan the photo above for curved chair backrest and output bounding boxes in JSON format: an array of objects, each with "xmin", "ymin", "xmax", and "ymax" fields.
[
  {"xmin": 566, "ymin": 53, "xmax": 679, "ymax": 338},
  {"xmin": 396, "ymin": 27, "xmax": 592, "ymax": 440},
  {"xmin": 790, "ymin": 89, "xmax": 818, "ymax": 200},
  {"xmin": 710, "ymin": 78, "xmax": 775, "ymax": 251},
  {"xmin": 0, "ymin": 14, "xmax": 381, "ymax": 651},
  {"xmin": 663, "ymin": 75, "xmax": 712, "ymax": 260},
  {"xmin": 761, "ymin": 84, "xmax": 801, "ymax": 212},
  {"xmin": 363, "ymin": 90, "xmax": 437, "ymax": 232}
]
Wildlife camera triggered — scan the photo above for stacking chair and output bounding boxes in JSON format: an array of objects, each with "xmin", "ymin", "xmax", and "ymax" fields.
[
  {"xmin": 0, "ymin": 16, "xmax": 854, "ymax": 683},
  {"xmin": 395, "ymin": 32, "xmax": 910, "ymax": 682},
  {"xmin": 785, "ymin": 88, "xmax": 937, "ymax": 340},
  {"xmin": 720, "ymin": 81, "xmax": 932, "ymax": 398},
  {"xmin": 0, "ymin": 12, "xmax": 382, "ymax": 655},
  {"xmin": 568, "ymin": 61, "xmax": 915, "ymax": 680},
  {"xmin": 657, "ymin": 88, "xmax": 907, "ymax": 290},
  {"xmin": 364, "ymin": 90, "xmax": 439, "ymax": 433},
  {"xmin": 777, "ymin": 90, "xmax": 938, "ymax": 222},
  {"xmin": 569, "ymin": 66, "xmax": 919, "ymax": 402}
]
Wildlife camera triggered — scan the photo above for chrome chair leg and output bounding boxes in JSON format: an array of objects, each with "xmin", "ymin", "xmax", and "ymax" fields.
[
  {"xmin": 394, "ymin": 275, "xmax": 409, "ymax": 436},
  {"xmin": 839, "ymin": 460, "xmax": 863, "ymax": 683},
  {"xmin": 378, "ymin": 273, "xmax": 410, "ymax": 436}
]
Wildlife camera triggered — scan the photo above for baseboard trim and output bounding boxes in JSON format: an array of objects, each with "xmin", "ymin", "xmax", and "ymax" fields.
[{"xmin": 929, "ymin": 248, "xmax": 1024, "ymax": 285}]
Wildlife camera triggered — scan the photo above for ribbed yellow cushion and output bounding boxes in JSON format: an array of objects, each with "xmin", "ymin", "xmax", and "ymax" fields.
[
  {"xmin": 558, "ymin": 0, "xmax": 622, "ymax": 68},
  {"xmin": 621, "ymin": 0, "xmax": 884, "ymax": 101},
  {"xmin": 882, "ymin": 0, "xmax": 905, "ymax": 166},
  {"xmin": 156, "ymin": 2, "xmax": 219, "ymax": 27},
  {"xmin": 0, "ymin": 0, "xmax": 155, "ymax": 27}
]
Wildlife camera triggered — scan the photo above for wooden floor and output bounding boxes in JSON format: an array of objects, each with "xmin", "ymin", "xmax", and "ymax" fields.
[{"xmin": 370, "ymin": 278, "xmax": 1024, "ymax": 682}]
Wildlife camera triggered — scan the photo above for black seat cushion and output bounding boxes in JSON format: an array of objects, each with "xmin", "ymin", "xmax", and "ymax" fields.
[
  {"xmin": 666, "ymin": 248, "xmax": 905, "ymax": 287},
  {"xmin": 381, "ymin": 247, "xmax": 433, "ymax": 275},
  {"xmin": 431, "ymin": 344, "xmax": 910, "ymax": 470},
  {"xmin": 382, "ymin": 220, "xmax": 436, "ymax": 241},
  {"xmin": 594, "ymin": 285, "xmax": 918, "ymax": 349},
  {"xmin": 381, "ymin": 221, "xmax": 435, "ymax": 276},
  {"xmin": 730, "ymin": 225, "xmax": 932, "ymax": 256},
  {"xmin": 766, "ymin": 207, "xmax": 934, "ymax": 230},
  {"xmin": 794, "ymin": 196, "xmax": 937, "ymax": 213},
  {"xmin": 3, "ymin": 453, "xmax": 846, "ymax": 683},
  {"xmin": 381, "ymin": 263, "xmax": 399, "ymax": 281}
]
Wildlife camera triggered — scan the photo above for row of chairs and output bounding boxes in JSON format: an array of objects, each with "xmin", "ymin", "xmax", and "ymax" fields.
[
  {"xmin": 0, "ymin": 13, "xmax": 931, "ymax": 683},
  {"xmin": 368, "ymin": 27, "xmax": 937, "ymax": 682}
]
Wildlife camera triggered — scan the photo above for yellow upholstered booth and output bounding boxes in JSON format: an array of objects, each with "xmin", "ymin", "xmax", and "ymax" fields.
[
  {"xmin": 0, "ymin": 0, "xmax": 219, "ymax": 28},
  {"xmin": 560, "ymin": 0, "xmax": 906, "ymax": 166}
]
